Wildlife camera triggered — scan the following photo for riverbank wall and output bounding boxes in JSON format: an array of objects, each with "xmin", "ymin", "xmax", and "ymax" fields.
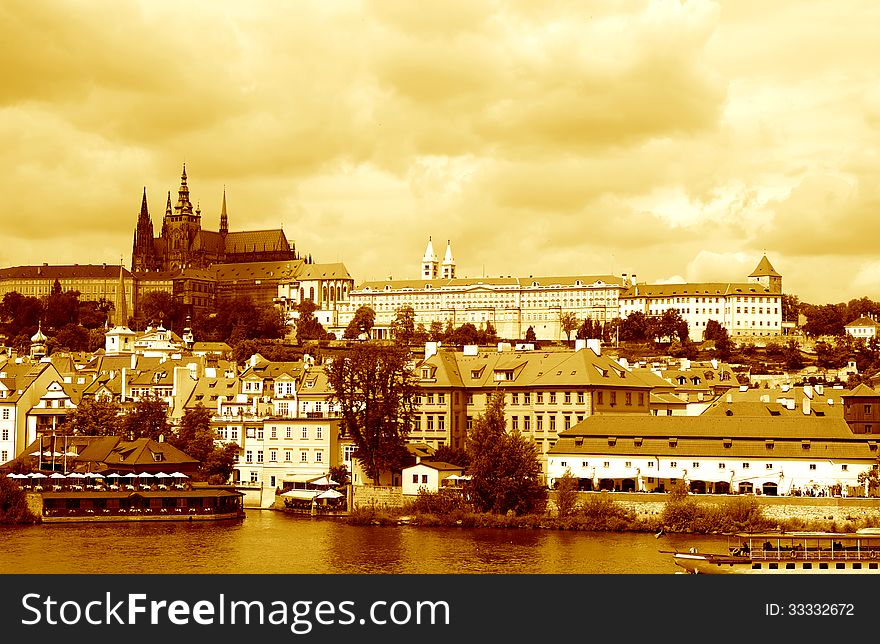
[{"xmin": 352, "ymin": 487, "xmax": 880, "ymax": 525}]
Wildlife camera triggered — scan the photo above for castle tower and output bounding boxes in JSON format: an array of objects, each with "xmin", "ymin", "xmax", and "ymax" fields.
[
  {"xmin": 131, "ymin": 187, "xmax": 159, "ymax": 271},
  {"xmin": 441, "ymin": 239, "xmax": 456, "ymax": 279},
  {"xmin": 749, "ymin": 255, "xmax": 782, "ymax": 293},
  {"xmin": 421, "ymin": 236, "xmax": 439, "ymax": 280},
  {"xmin": 219, "ymin": 187, "xmax": 229, "ymax": 237},
  {"xmin": 165, "ymin": 163, "xmax": 203, "ymax": 270},
  {"xmin": 105, "ymin": 264, "xmax": 136, "ymax": 355}
]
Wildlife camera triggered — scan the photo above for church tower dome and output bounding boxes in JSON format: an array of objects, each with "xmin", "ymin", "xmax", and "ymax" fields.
[
  {"xmin": 421, "ymin": 236, "xmax": 439, "ymax": 280},
  {"xmin": 441, "ymin": 239, "xmax": 456, "ymax": 279}
]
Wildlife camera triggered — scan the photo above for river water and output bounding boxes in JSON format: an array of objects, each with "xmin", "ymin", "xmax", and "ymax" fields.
[{"xmin": 0, "ymin": 510, "xmax": 731, "ymax": 574}]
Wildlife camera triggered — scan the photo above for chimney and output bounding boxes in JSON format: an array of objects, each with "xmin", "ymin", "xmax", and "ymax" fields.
[
  {"xmin": 802, "ymin": 397, "xmax": 811, "ymax": 415},
  {"xmin": 787, "ymin": 399, "xmax": 795, "ymax": 410},
  {"xmin": 464, "ymin": 345, "xmax": 478, "ymax": 356},
  {"xmin": 621, "ymin": 273, "xmax": 628, "ymax": 286},
  {"xmin": 803, "ymin": 385, "xmax": 814, "ymax": 399},
  {"xmin": 815, "ymin": 384, "xmax": 824, "ymax": 395},
  {"xmin": 121, "ymin": 367, "xmax": 127, "ymax": 402},
  {"xmin": 726, "ymin": 393, "xmax": 732, "ymax": 403},
  {"xmin": 631, "ymin": 274, "xmax": 636, "ymax": 287}
]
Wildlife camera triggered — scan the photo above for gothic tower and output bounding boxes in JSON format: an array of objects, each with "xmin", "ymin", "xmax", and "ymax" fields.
[
  {"xmin": 219, "ymin": 187, "xmax": 229, "ymax": 237},
  {"xmin": 131, "ymin": 188, "xmax": 159, "ymax": 271},
  {"xmin": 164, "ymin": 163, "xmax": 203, "ymax": 270}
]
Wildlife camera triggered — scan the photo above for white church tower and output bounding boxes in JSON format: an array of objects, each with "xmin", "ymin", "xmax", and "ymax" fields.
[
  {"xmin": 421, "ymin": 236, "xmax": 439, "ymax": 280},
  {"xmin": 441, "ymin": 239, "xmax": 456, "ymax": 279}
]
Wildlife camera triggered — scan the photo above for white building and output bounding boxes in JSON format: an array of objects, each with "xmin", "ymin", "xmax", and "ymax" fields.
[
  {"xmin": 845, "ymin": 315, "xmax": 880, "ymax": 340},
  {"xmin": 402, "ymin": 461, "xmax": 464, "ymax": 496},
  {"xmin": 618, "ymin": 256, "xmax": 783, "ymax": 341}
]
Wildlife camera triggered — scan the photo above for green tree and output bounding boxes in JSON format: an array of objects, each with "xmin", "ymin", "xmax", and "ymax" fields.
[
  {"xmin": 328, "ymin": 464, "xmax": 350, "ymax": 487},
  {"xmin": 559, "ymin": 311, "xmax": 579, "ymax": 343},
  {"xmin": 466, "ymin": 392, "xmax": 547, "ymax": 515},
  {"xmin": 428, "ymin": 320, "xmax": 444, "ymax": 342},
  {"xmin": 344, "ymin": 305, "xmax": 377, "ymax": 340},
  {"xmin": 554, "ymin": 470, "xmax": 580, "ymax": 518},
  {"xmin": 389, "ymin": 306, "xmax": 416, "ymax": 345},
  {"xmin": 451, "ymin": 323, "xmax": 480, "ymax": 345},
  {"xmin": 138, "ymin": 290, "xmax": 186, "ymax": 331},
  {"xmin": 123, "ymin": 395, "xmax": 171, "ymax": 441},
  {"xmin": 619, "ymin": 311, "xmax": 651, "ymax": 342},
  {"xmin": 525, "ymin": 326, "xmax": 537, "ymax": 343},
  {"xmin": 327, "ymin": 343, "xmax": 418, "ymax": 485},
  {"xmin": 704, "ymin": 319, "xmax": 732, "ymax": 359},
  {"xmin": 782, "ymin": 294, "xmax": 801, "ymax": 323}
]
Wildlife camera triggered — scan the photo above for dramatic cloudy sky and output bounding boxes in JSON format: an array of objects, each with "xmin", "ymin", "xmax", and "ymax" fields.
[{"xmin": 1, "ymin": 0, "xmax": 878, "ymax": 303}]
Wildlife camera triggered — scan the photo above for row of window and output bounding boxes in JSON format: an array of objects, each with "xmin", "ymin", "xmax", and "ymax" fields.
[
  {"xmin": 557, "ymin": 459, "xmax": 850, "ymax": 472},
  {"xmin": 243, "ymin": 449, "xmax": 324, "ymax": 464}
]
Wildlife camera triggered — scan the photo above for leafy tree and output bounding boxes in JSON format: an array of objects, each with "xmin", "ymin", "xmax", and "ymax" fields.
[
  {"xmin": 576, "ymin": 317, "xmax": 601, "ymax": 340},
  {"xmin": 202, "ymin": 443, "xmax": 240, "ymax": 484},
  {"xmin": 295, "ymin": 299, "xmax": 328, "ymax": 343},
  {"xmin": 49, "ymin": 323, "xmax": 89, "ymax": 352},
  {"xmin": 78, "ymin": 300, "xmax": 110, "ymax": 329},
  {"xmin": 344, "ymin": 305, "xmax": 377, "ymax": 340},
  {"xmin": 559, "ymin": 311, "xmax": 579, "ymax": 343},
  {"xmin": 451, "ymin": 323, "xmax": 480, "ymax": 345},
  {"xmin": 619, "ymin": 311, "xmax": 652, "ymax": 342},
  {"xmin": 0, "ymin": 478, "xmax": 38, "ymax": 524},
  {"xmin": 327, "ymin": 343, "xmax": 418, "ymax": 485},
  {"xmin": 123, "ymin": 395, "xmax": 171, "ymax": 441},
  {"xmin": 781, "ymin": 294, "xmax": 800, "ymax": 323},
  {"xmin": 704, "ymin": 319, "xmax": 732, "ymax": 359},
  {"xmin": 328, "ymin": 464, "xmax": 350, "ymax": 487},
  {"xmin": 524, "ymin": 326, "xmax": 537, "ymax": 343},
  {"xmin": 554, "ymin": 470, "xmax": 580, "ymax": 518},
  {"xmin": 232, "ymin": 339, "xmax": 305, "ymax": 364},
  {"xmin": 429, "ymin": 320, "xmax": 444, "ymax": 342},
  {"xmin": 431, "ymin": 445, "xmax": 470, "ymax": 468},
  {"xmin": 0, "ymin": 292, "xmax": 42, "ymax": 341},
  {"xmin": 482, "ymin": 321, "xmax": 498, "ymax": 344},
  {"xmin": 783, "ymin": 339, "xmax": 804, "ymax": 370},
  {"xmin": 138, "ymin": 290, "xmax": 187, "ymax": 331},
  {"xmin": 43, "ymin": 288, "xmax": 81, "ymax": 331},
  {"xmin": 59, "ymin": 398, "xmax": 123, "ymax": 436},
  {"xmin": 466, "ymin": 392, "xmax": 547, "ymax": 515},
  {"xmin": 413, "ymin": 323, "xmax": 429, "ymax": 345},
  {"xmin": 801, "ymin": 303, "xmax": 846, "ymax": 337},
  {"xmin": 170, "ymin": 404, "xmax": 215, "ymax": 465},
  {"xmin": 389, "ymin": 306, "xmax": 416, "ymax": 345}
]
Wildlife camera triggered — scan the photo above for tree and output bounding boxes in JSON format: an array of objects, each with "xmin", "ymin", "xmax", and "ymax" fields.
[
  {"xmin": 559, "ymin": 311, "xmax": 579, "ymax": 343},
  {"xmin": 481, "ymin": 321, "xmax": 498, "ymax": 345},
  {"xmin": 619, "ymin": 311, "xmax": 651, "ymax": 342},
  {"xmin": 344, "ymin": 305, "xmax": 377, "ymax": 340},
  {"xmin": 49, "ymin": 323, "xmax": 90, "ymax": 352},
  {"xmin": 123, "ymin": 395, "xmax": 171, "ymax": 441},
  {"xmin": 782, "ymin": 294, "xmax": 801, "ymax": 323},
  {"xmin": 431, "ymin": 445, "xmax": 470, "ymax": 468},
  {"xmin": 554, "ymin": 470, "xmax": 580, "ymax": 518},
  {"xmin": 466, "ymin": 392, "xmax": 547, "ymax": 515},
  {"xmin": 202, "ymin": 443, "xmax": 240, "ymax": 484},
  {"xmin": 704, "ymin": 319, "xmax": 732, "ymax": 359},
  {"xmin": 328, "ymin": 464, "xmax": 350, "ymax": 487},
  {"xmin": 389, "ymin": 306, "xmax": 416, "ymax": 345},
  {"xmin": 295, "ymin": 299, "xmax": 328, "ymax": 342},
  {"xmin": 451, "ymin": 323, "xmax": 480, "ymax": 345},
  {"xmin": 327, "ymin": 343, "xmax": 418, "ymax": 485},
  {"xmin": 59, "ymin": 397, "xmax": 123, "ymax": 436},
  {"xmin": 170, "ymin": 404, "xmax": 216, "ymax": 465},
  {"xmin": 428, "ymin": 320, "xmax": 444, "ymax": 342},
  {"xmin": 802, "ymin": 303, "xmax": 846, "ymax": 337},
  {"xmin": 524, "ymin": 326, "xmax": 537, "ymax": 343},
  {"xmin": 138, "ymin": 290, "xmax": 186, "ymax": 331}
]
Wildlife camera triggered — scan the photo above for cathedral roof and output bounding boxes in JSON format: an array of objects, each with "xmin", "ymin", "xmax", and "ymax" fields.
[
  {"xmin": 224, "ymin": 230, "xmax": 291, "ymax": 255},
  {"xmin": 297, "ymin": 262, "xmax": 352, "ymax": 280},
  {"xmin": 212, "ymin": 259, "xmax": 304, "ymax": 282},
  {"xmin": 191, "ymin": 230, "xmax": 225, "ymax": 254}
]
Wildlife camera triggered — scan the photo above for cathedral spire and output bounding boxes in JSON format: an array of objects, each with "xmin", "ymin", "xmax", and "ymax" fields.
[
  {"xmin": 139, "ymin": 187, "xmax": 149, "ymax": 221},
  {"xmin": 220, "ymin": 186, "xmax": 229, "ymax": 236},
  {"xmin": 175, "ymin": 162, "xmax": 193, "ymax": 215}
]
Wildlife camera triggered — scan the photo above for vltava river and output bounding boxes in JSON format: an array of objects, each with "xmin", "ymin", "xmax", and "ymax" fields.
[{"xmin": 0, "ymin": 510, "xmax": 730, "ymax": 574}]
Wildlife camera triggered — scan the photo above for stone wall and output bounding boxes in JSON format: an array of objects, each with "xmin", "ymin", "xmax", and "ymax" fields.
[
  {"xmin": 554, "ymin": 491, "xmax": 880, "ymax": 526},
  {"xmin": 352, "ymin": 486, "xmax": 404, "ymax": 510}
]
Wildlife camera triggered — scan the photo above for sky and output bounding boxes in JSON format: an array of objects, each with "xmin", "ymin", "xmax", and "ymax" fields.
[{"xmin": 1, "ymin": 0, "xmax": 878, "ymax": 304}]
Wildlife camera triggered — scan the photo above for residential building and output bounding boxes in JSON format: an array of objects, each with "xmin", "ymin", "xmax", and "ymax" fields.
[
  {"xmin": 547, "ymin": 415, "xmax": 877, "ymax": 496},
  {"xmin": 402, "ymin": 461, "xmax": 464, "ymax": 496},
  {"xmin": 0, "ymin": 361, "xmax": 66, "ymax": 462},
  {"xmin": 845, "ymin": 316, "xmax": 880, "ymax": 340}
]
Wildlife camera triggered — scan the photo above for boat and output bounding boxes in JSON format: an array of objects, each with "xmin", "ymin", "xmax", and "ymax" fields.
[
  {"xmin": 669, "ymin": 528, "xmax": 880, "ymax": 574},
  {"xmin": 36, "ymin": 487, "xmax": 246, "ymax": 523}
]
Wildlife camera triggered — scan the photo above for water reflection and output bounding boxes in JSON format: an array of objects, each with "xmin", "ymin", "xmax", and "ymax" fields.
[{"xmin": 0, "ymin": 510, "xmax": 732, "ymax": 574}]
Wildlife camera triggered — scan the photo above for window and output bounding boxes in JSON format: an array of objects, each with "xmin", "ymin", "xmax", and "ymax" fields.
[
  {"xmin": 577, "ymin": 392, "xmax": 584, "ymax": 404},
  {"xmin": 692, "ymin": 462, "xmax": 700, "ymax": 469},
  {"xmin": 421, "ymin": 475, "xmax": 429, "ymax": 484},
  {"xmin": 511, "ymin": 393, "xmax": 519, "ymax": 405},
  {"xmin": 301, "ymin": 428, "xmax": 309, "ymax": 439},
  {"xmin": 427, "ymin": 393, "xmax": 434, "ymax": 404},
  {"xmin": 257, "ymin": 451, "xmax": 264, "ymax": 464},
  {"xmin": 466, "ymin": 416, "xmax": 473, "ymax": 430},
  {"xmin": 1, "ymin": 410, "xmax": 8, "ymax": 420},
  {"xmin": 624, "ymin": 461, "xmax": 631, "ymax": 468},
  {"xmin": 549, "ymin": 393, "xmax": 556, "ymax": 404},
  {"xmin": 284, "ymin": 450, "xmax": 292, "ymax": 462},
  {"xmin": 549, "ymin": 416, "xmax": 556, "ymax": 432},
  {"xmin": 638, "ymin": 393, "xmax": 644, "ymax": 406},
  {"xmin": 743, "ymin": 463, "xmax": 750, "ymax": 469},
  {"xmin": 597, "ymin": 391, "xmax": 603, "ymax": 405},
  {"xmin": 564, "ymin": 415, "xmax": 571, "ymax": 430},
  {"xmin": 270, "ymin": 427, "xmax": 277, "ymax": 439},
  {"xmin": 343, "ymin": 445, "xmax": 356, "ymax": 462},
  {"xmin": 249, "ymin": 471, "xmax": 258, "ymax": 483},
  {"xmin": 582, "ymin": 461, "xmax": 589, "ymax": 468},
  {"xmin": 300, "ymin": 451, "xmax": 308, "ymax": 463},
  {"xmin": 427, "ymin": 416, "xmax": 434, "ymax": 431},
  {"xmin": 670, "ymin": 461, "xmax": 677, "ymax": 468},
  {"xmin": 524, "ymin": 416, "xmax": 531, "ymax": 432},
  {"xmin": 809, "ymin": 463, "xmax": 816, "ymax": 470},
  {"xmin": 866, "ymin": 405, "xmax": 873, "ymax": 414},
  {"xmin": 315, "ymin": 451, "xmax": 323, "ymax": 463},
  {"xmin": 610, "ymin": 392, "xmax": 616, "ymax": 406},
  {"xmin": 316, "ymin": 427, "xmax": 323, "ymax": 440},
  {"xmin": 842, "ymin": 464, "xmax": 848, "ymax": 471},
  {"xmin": 245, "ymin": 451, "xmax": 253, "ymax": 464},
  {"xmin": 412, "ymin": 474, "xmax": 419, "ymax": 484},
  {"xmin": 537, "ymin": 393, "xmax": 543, "ymax": 404},
  {"xmin": 766, "ymin": 463, "xmax": 773, "ymax": 469},
  {"xmin": 536, "ymin": 415, "xmax": 543, "ymax": 432},
  {"xmin": 564, "ymin": 392, "xmax": 571, "ymax": 404},
  {"xmin": 286, "ymin": 427, "xmax": 292, "ymax": 439},
  {"xmin": 1, "ymin": 428, "xmax": 7, "ymax": 441},
  {"xmin": 719, "ymin": 463, "xmax": 726, "ymax": 469},
  {"xmin": 438, "ymin": 393, "xmax": 445, "ymax": 404},
  {"xmin": 603, "ymin": 461, "xmax": 610, "ymax": 468},
  {"xmin": 269, "ymin": 450, "xmax": 277, "ymax": 462},
  {"xmin": 625, "ymin": 392, "xmax": 632, "ymax": 406},
  {"xmin": 512, "ymin": 416, "xmax": 519, "ymax": 431},
  {"xmin": 257, "ymin": 428, "xmax": 264, "ymax": 440}
]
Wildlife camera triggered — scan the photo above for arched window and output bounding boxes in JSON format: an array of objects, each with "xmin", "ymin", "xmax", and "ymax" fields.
[
  {"xmin": 309, "ymin": 287, "xmax": 315, "ymax": 301},
  {"xmin": 336, "ymin": 286, "xmax": 341, "ymax": 301},
  {"xmin": 300, "ymin": 288, "xmax": 304, "ymax": 302},
  {"xmin": 322, "ymin": 286, "xmax": 328, "ymax": 302}
]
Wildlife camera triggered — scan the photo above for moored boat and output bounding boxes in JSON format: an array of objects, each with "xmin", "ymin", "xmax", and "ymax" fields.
[{"xmin": 669, "ymin": 528, "xmax": 880, "ymax": 574}]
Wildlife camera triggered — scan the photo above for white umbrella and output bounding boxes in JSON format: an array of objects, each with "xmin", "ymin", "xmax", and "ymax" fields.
[
  {"xmin": 29, "ymin": 472, "xmax": 47, "ymax": 479},
  {"xmin": 6, "ymin": 473, "xmax": 24, "ymax": 478},
  {"xmin": 316, "ymin": 489, "xmax": 343, "ymax": 499},
  {"xmin": 137, "ymin": 472, "xmax": 155, "ymax": 478},
  {"xmin": 50, "ymin": 473, "xmax": 66, "ymax": 479},
  {"xmin": 68, "ymin": 472, "xmax": 86, "ymax": 479},
  {"xmin": 123, "ymin": 473, "xmax": 138, "ymax": 478},
  {"xmin": 108, "ymin": 473, "xmax": 122, "ymax": 479},
  {"xmin": 170, "ymin": 472, "xmax": 189, "ymax": 479},
  {"xmin": 88, "ymin": 473, "xmax": 105, "ymax": 479},
  {"xmin": 154, "ymin": 472, "xmax": 171, "ymax": 479}
]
